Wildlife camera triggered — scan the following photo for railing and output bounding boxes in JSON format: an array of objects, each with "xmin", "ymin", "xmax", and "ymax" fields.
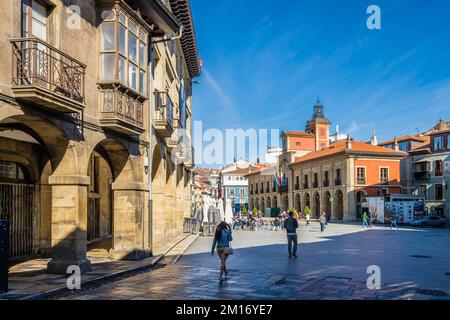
[
  {"xmin": 266, "ymin": 188, "xmax": 270, "ymax": 193},
  {"xmin": 312, "ymin": 181, "xmax": 319, "ymax": 189},
  {"xmin": 154, "ymin": 91, "xmax": 174, "ymax": 125},
  {"xmin": 335, "ymin": 178, "xmax": 342, "ymax": 186},
  {"xmin": 294, "ymin": 184, "xmax": 299, "ymax": 190},
  {"xmin": 357, "ymin": 178, "xmax": 366, "ymax": 185},
  {"xmin": 380, "ymin": 177, "xmax": 389, "ymax": 184},
  {"xmin": 11, "ymin": 37, "xmax": 85, "ymax": 103},
  {"xmin": 303, "ymin": 183, "xmax": 309, "ymax": 189},
  {"xmin": 101, "ymin": 87, "xmax": 144, "ymax": 128},
  {"xmin": 279, "ymin": 185, "xmax": 289, "ymax": 193},
  {"xmin": 323, "ymin": 180, "xmax": 330, "ymax": 187},
  {"xmin": 272, "ymin": 186, "xmax": 276, "ymax": 192}
]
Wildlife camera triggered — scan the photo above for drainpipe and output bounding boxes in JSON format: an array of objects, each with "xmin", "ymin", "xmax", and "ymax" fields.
[{"xmin": 147, "ymin": 25, "xmax": 184, "ymax": 254}]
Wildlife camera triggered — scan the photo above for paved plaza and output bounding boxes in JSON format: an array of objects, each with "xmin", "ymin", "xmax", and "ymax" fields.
[{"xmin": 57, "ymin": 222, "xmax": 450, "ymax": 300}]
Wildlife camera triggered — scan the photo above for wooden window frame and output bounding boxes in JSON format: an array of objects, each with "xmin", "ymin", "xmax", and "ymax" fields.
[{"xmin": 99, "ymin": 6, "xmax": 148, "ymax": 97}]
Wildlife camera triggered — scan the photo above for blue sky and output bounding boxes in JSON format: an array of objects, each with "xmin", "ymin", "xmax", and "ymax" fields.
[{"xmin": 189, "ymin": 0, "xmax": 450, "ymax": 165}]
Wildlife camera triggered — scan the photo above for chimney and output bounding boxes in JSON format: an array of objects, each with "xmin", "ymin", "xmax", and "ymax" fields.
[
  {"xmin": 346, "ymin": 134, "xmax": 352, "ymax": 150},
  {"xmin": 393, "ymin": 137, "xmax": 399, "ymax": 151}
]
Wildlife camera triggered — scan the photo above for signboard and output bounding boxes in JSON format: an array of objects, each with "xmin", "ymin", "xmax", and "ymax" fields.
[{"xmin": 368, "ymin": 197, "xmax": 384, "ymax": 223}]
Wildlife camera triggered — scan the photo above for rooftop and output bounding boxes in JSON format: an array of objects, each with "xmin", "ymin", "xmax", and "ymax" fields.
[{"xmin": 292, "ymin": 140, "xmax": 407, "ymax": 165}]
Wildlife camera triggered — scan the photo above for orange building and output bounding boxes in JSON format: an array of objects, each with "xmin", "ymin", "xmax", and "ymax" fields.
[{"xmin": 247, "ymin": 100, "xmax": 407, "ymax": 221}]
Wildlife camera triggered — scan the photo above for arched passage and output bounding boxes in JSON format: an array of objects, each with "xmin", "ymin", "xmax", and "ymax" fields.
[
  {"xmin": 283, "ymin": 195, "xmax": 289, "ymax": 211},
  {"xmin": 356, "ymin": 190, "xmax": 368, "ymax": 220},
  {"xmin": 266, "ymin": 197, "xmax": 271, "ymax": 209},
  {"xmin": 314, "ymin": 192, "xmax": 321, "ymax": 218},
  {"xmin": 86, "ymin": 146, "xmax": 114, "ymax": 248},
  {"xmin": 260, "ymin": 197, "xmax": 265, "ymax": 211},
  {"xmin": 295, "ymin": 193, "xmax": 301, "ymax": 213},
  {"xmin": 324, "ymin": 191, "xmax": 332, "ymax": 221},
  {"xmin": 335, "ymin": 189, "xmax": 344, "ymax": 220},
  {"xmin": 304, "ymin": 193, "xmax": 311, "ymax": 213}
]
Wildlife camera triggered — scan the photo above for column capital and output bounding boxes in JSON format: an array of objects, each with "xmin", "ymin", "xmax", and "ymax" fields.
[{"xmin": 48, "ymin": 174, "xmax": 90, "ymax": 186}]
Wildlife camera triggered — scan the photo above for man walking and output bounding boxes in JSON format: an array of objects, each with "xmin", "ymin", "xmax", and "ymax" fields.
[
  {"xmin": 284, "ymin": 211, "xmax": 299, "ymax": 258},
  {"xmin": 319, "ymin": 213, "xmax": 327, "ymax": 232},
  {"xmin": 362, "ymin": 212, "xmax": 369, "ymax": 229},
  {"xmin": 390, "ymin": 213, "xmax": 399, "ymax": 230}
]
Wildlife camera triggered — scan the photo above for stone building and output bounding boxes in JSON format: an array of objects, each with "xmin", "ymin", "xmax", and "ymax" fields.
[
  {"xmin": 0, "ymin": 0, "xmax": 200, "ymax": 273},
  {"xmin": 247, "ymin": 101, "xmax": 406, "ymax": 221}
]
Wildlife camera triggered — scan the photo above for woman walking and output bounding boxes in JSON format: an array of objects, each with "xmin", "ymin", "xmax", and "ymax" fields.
[{"xmin": 211, "ymin": 221, "xmax": 233, "ymax": 281}]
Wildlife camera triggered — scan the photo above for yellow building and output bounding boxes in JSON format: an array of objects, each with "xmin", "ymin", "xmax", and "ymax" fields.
[{"xmin": 0, "ymin": 0, "xmax": 200, "ymax": 273}]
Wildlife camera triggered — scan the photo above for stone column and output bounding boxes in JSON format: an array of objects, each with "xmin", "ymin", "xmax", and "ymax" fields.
[
  {"xmin": 110, "ymin": 181, "xmax": 150, "ymax": 260},
  {"xmin": 47, "ymin": 174, "xmax": 91, "ymax": 274}
]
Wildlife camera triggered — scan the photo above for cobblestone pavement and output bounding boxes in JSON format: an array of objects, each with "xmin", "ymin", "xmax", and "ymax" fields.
[{"xmin": 58, "ymin": 223, "xmax": 450, "ymax": 300}]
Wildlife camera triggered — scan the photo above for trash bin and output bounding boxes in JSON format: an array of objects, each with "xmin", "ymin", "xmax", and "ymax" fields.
[{"xmin": 0, "ymin": 220, "xmax": 9, "ymax": 292}]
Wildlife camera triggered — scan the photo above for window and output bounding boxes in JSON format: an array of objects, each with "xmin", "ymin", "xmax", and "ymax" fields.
[
  {"xmin": 100, "ymin": 8, "xmax": 148, "ymax": 96},
  {"xmin": 435, "ymin": 184, "xmax": 444, "ymax": 201},
  {"xmin": 434, "ymin": 136, "xmax": 444, "ymax": 151},
  {"xmin": 398, "ymin": 141, "xmax": 409, "ymax": 151},
  {"xmin": 419, "ymin": 185, "xmax": 428, "ymax": 200},
  {"xmin": 0, "ymin": 161, "xmax": 29, "ymax": 182},
  {"xmin": 435, "ymin": 160, "xmax": 443, "ymax": 176},
  {"xmin": 380, "ymin": 168, "xmax": 389, "ymax": 183},
  {"xmin": 357, "ymin": 167, "xmax": 366, "ymax": 184},
  {"xmin": 22, "ymin": 0, "xmax": 47, "ymax": 40},
  {"xmin": 296, "ymin": 142, "xmax": 301, "ymax": 147}
]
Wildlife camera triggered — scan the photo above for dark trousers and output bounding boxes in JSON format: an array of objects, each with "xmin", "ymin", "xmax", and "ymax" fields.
[
  {"xmin": 320, "ymin": 223, "xmax": 325, "ymax": 232},
  {"xmin": 287, "ymin": 235, "xmax": 298, "ymax": 256}
]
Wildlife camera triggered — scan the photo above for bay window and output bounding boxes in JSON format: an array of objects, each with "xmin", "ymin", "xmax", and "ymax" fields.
[{"xmin": 99, "ymin": 8, "xmax": 148, "ymax": 96}]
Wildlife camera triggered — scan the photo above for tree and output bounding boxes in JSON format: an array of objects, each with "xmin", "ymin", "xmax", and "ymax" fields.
[{"xmin": 303, "ymin": 206, "xmax": 312, "ymax": 216}]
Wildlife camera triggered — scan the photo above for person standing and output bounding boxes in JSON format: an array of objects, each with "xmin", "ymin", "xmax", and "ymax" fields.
[
  {"xmin": 211, "ymin": 221, "xmax": 233, "ymax": 281},
  {"xmin": 319, "ymin": 213, "xmax": 327, "ymax": 232},
  {"xmin": 305, "ymin": 212, "xmax": 311, "ymax": 226},
  {"xmin": 362, "ymin": 212, "xmax": 369, "ymax": 228},
  {"xmin": 284, "ymin": 211, "xmax": 299, "ymax": 258}
]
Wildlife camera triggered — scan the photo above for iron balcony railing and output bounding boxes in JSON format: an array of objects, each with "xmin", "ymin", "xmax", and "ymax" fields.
[
  {"xmin": 101, "ymin": 87, "xmax": 144, "ymax": 128},
  {"xmin": 323, "ymin": 180, "xmax": 330, "ymax": 187},
  {"xmin": 294, "ymin": 184, "xmax": 299, "ymax": 190},
  {"xmin": 357, "ymin": 178, "xmax": 366, "ymax": 185},
  {"xmin": 154, "ymin": 91, "xmax": 174, "ymax": 125},
  {"xmin": 279, "ymin": 185, "xmax": 289, "ymax": 193},
  {"xmin": 312, "ymin": 181, "xmax": 319, "ymax": 189},
  {"xmin": 11, "ymin": 37, "xmax": 86, "ymax": 102},
  {"xmin": 303, "ymin": 182, "xmax": 309, "ymax": 189},
  {"xmin": 335, "ymin": 178, "xmax": 342, "ymax": 186}
]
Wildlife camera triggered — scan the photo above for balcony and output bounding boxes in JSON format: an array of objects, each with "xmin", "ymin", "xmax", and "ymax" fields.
[
  {"xmin": 99, "ymin": 86, "xmax": 145, "ymax": 135},
  {"xmin": 166, "ymin": 118, "xmax": 181, "ymax": 151},
  {"xmin": 303, "ymin": 183, "xmax": 309, "ymax": 189},
  {"xmin": 266, "ymin": 188, "xmax": 270, "ymax": 193},
  {"xmin": 272, "ymin": 186, "xmax": 276, "ymax": 192},
  {"xmin": 414, "ymin": 161, "xmax": 431, "ymax": 179},
  {"xmin": 335, "ymin": 178, "xmax": 342, "ymax": 186},
  {"xmin": 323, "ymin": 180, "xmax": 330, "ymax": 187},
  {"xmin": 294, "ymin": 184, "xmax": 299, "ymax": 191},
  {"xmin": 11, "ymin": 37, "xmax": 86, "ymax": 113},
  {"xmin": 357, "ymin": 178, "xmax": 366, "ymax": 185},
  {"xmin": 279, "ymin": 185, "xmax": 289, "ymax": 193},
  {"xmin": 312, "ymin": 181, "xmax": 319, "ymax": 189},
  {"xmin": 183, "ymin": 146, "xmax": 194, "ymax": 169},
  {"xmin": 153, "ymin": 91, "xmax": 174, "ymax": 138}
]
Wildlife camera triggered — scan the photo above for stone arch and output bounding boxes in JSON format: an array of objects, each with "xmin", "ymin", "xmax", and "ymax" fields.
[
  {"xmin": 260, "ymin": 197, "xmax": 265, "ymax": 211},
  {"xmin": 324, "ymin": 190, "xmax": 332, "ymax": 221},
  {"xmin": 272, "ymin": 195, "xmax": 277, "ymax": 209},
  {"xmin": 303, "ymin": 193, "xmax": 311, "ymax": 212},
  {"xmin": 282, "ymin": 195, "xmax": 289, "ymax": 211},
  {"xmin": 295, "ymin": 193, "xmax": 301, "ymax": 213},
  {"xmin": 335, "ymin": 189, "xmax": 344, "ymax": 220},
  {"xmin": 314, "ymin": 192, "xmax": 321, "ymax": 218},
  {"xmin": 266, "ymin": 197, "xmax": 271, "ymax": 209},
  {"xmin": 355, "ymin": 189, "xmax": 368, "ymax": 220}
]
